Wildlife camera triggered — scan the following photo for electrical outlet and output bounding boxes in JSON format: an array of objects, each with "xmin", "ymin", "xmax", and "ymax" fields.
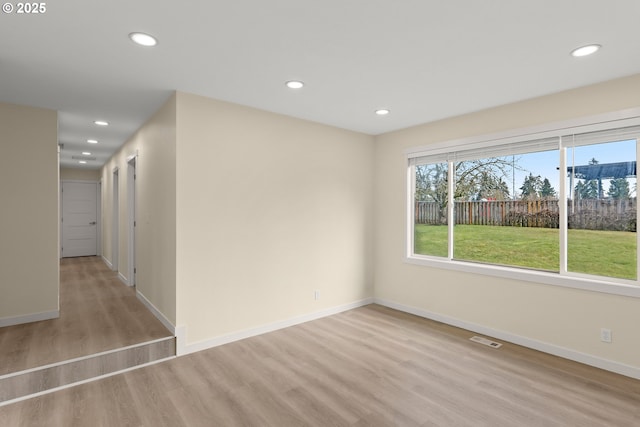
[
  {"xmin": 600, "ymin": 328, "xmax": 612, "ymax": 343},
  {"xmin": 314, "ymin": 290, "xmax": 320, "ymax": 300}
]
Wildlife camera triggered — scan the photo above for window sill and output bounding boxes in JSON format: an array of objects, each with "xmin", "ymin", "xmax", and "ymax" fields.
[{"xmin": 404, "ymin": 255, "xmax": 640, "ymax": 298}]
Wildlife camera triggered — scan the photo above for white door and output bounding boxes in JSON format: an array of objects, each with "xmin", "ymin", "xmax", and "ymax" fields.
[{"xmin": 62, "ymin": 181, "xmax": 98, "ymax": 257}]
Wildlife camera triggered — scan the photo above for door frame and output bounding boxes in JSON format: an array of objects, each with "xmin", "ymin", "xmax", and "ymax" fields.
[
  {"xmin": 112, "ymin": 168, "xmax": 119, "ymax": 271},
  {"xmin": 97, "ymin": 180, "xmax": 102, "ymax": 257},
  {"xmin": 127, "ymin": 154, "xmax": 137, "ymax": 287}
]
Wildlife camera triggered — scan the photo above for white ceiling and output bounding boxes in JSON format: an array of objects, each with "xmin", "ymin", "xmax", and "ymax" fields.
[{"xmin": 2, "ymin": 0, "xmax": 640, "ymax": 169}]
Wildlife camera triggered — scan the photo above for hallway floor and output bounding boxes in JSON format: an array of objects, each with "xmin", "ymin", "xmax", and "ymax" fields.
[{"xmin": 0, "ymin": 256, "xmax": 172, "ymax": 376}]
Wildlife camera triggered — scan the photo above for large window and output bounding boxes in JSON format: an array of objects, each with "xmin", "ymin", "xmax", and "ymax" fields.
[
  {"xmin": 414, "ymin": 162, "xmax": 449, "ymax": 257},
  {"xmin": 565, "ymin": 133, "xmax": 637, "ymax": 280},
  {"xmin": 408, "ymin": 118, "xmax": 640, "ymax": 290},
  {"xmin": 452, "ymin": 148, "xmax": 560, "ymax": 271}
]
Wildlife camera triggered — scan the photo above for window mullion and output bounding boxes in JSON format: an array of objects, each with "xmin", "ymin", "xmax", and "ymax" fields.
[
  {"xmin": 448, "ymin": 161, "xmax": 455, "ymax": 260},
  {"xmin": 408, "ymin": 163, "xmax": 416, "ymax": 257},
  {"xmin": 559, "ymin": 143, "xmax": 568, "ymax": 274}
]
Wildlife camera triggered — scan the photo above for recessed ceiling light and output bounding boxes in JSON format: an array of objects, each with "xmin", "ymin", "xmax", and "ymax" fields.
[
  {"xmin": 286, "ymin": 81, "xmax": 304, "ymax": 89},
  {"xmin": 375, "ymin": 109, "xmax": 390, "ymax": 116},
  {"xmin": 87, "ymin": 139, "xmax": 98, "ymax": 144},
  {"xmin": 571, "ymin": 44, "xmax": 601, "ymax": 57},
  {"xmin": 82, "ymin": 152, "xmax": 92, "ymax": 155},
  {"xmin": 78, "ymin": 160, "xmax": 87, "ymax": 164},
  {"xmin": 94, "ymin": 120, "xmax": 109, "ymax": 126},
  {"xmin": 129, "ymin": 32, "xmax": 158, "ymax": 47}
]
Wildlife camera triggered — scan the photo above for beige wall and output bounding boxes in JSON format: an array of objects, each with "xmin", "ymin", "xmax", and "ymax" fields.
[
  {"xmin": 0, "ymin": 102, "xmax": 59, "ymax": 323},
  {"xmin": 101, "ymin": 94, "xmax": 177, "ymax": 324},
  {"xmin": 374, "ymin": 74, "xmax": 640, "ymax": 370},
  {"xmin": 60, "ymin": 167, "xmax": 101, "ymax": 181},
  {"xmin": 95, "ymin": 74, "xmax": 640, "ymax": 373},
  {"xmin": 175, "ymin": 92, "xmax": 374, "ymax": 345}
]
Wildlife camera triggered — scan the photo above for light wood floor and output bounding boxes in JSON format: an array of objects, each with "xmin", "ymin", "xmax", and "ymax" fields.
[
  {"xmin": 2, "ymin": 304, "xmax": 639, "ymax": 426},
  {"xmin": 0, "ymin": 257, "xmax": 172, "ymax": 375}
]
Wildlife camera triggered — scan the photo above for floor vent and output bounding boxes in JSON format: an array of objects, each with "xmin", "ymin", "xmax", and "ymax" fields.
[{"xmin": 470, "ymin": 336, "xmax": 502, "ymax": 348}]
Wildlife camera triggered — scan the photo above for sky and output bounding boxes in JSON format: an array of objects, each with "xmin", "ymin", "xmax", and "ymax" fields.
[{"xmin": 506, "ymin": 139, "xmax": 637, "ymax": 199}]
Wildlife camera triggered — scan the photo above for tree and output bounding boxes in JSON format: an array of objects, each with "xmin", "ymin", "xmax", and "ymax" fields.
[
  {"xmin": 415, "ymin": 163, "xmax": 448, "ymax": 224},
  {"xmin": 415, "ymin": 157, "xmax": 514, "ymax": 223},
  {"xmin": 415, "ymin": 163, "xmax": 446, "ymax": 202},
  {"xmin": 474, "ymin": 171, "xmax": 510, "ymax": 200},
  {"xmin": 575, "ymin": 180, "xmax": 599, "ymax": 199},
  {"xmin": 519, "ymin": 173, "xmax": 542, "ymax": 200},
  {"xmin": 608, "ymin": 178, "xmax": 630, "ymax": 199},
  {"xmin": 454, "ymin": 158, "xmax": 513, "ymax": 201},
  {"xmin": 482, "ymin": 177, "xmax": 510, "ymax": 200},
  {"xmin": 578, "ymin": 157, "xmax": 603, "ymax": 198},
  {"xmin": 540, "ymin": 178, "xmax": 556, "ymax": 199}
]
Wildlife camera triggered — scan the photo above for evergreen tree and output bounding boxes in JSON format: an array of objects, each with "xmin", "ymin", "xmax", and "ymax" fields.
[
  {"xmin": 540, "ymin": 178, "xmax": 556, "ymax": 199},
  {"xmin": 608, "ymin": 178, "xmax": 630, "ymax": 199},
  {"xmin": 575, "ymin": 180, "xmax": 599, "ymax": 199},
  {"xmin": 519, "ymin": 173, "xmax": 542, "ymax": 200}
]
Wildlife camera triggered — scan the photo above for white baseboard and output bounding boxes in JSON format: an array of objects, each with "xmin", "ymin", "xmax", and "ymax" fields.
[
  {"xmin": 136, "ymin": 290, "xmax": 176, "ymax": 335},
  {"xmin": 0, "ymin": 310, "xmax": 59, "ymax": 328},
  {"xmin": 177, "ymin": 297, "xmax": 375, "ymax": 356},
  {"xmin": 101, "ymin": 256, "xmax": 113, "ymax": 270},
  {"xmin": 175, "ymin": 325, "xmax": 186, "ymax": 356},
  {"xmin": 117, "ymin": 272, "xmax": 129, "ymax": 286},
  {"xmin": 374, "ymin": 297, "xmax": 640, "ymax": 380},
  {"xmin": 101, "ymin": 256, "xmax": 131, "ymax": 286}
]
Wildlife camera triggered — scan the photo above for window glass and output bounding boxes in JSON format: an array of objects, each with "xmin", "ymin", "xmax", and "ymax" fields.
[
  {"xmin": 452, "ymin": 151, "xmax": 560, "ymax": 270},
  {"xmin": 409, "ymin": 121, "xmax": 640, "ymax": 288},
  {"xmin": 414, "ymin": 162, "xmax": 448, "ymax": 257},
  {"xmin": 566, "ymin": 139, "xmax": 637, "ymax": 280}
]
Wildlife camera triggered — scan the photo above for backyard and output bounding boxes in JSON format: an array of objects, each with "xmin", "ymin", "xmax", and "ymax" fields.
[{"xmin": 414, "ymin": 224, "xmax": 636, "ymax": 280}]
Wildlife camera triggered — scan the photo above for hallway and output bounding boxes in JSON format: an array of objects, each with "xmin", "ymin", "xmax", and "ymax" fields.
[{"xmin": 0, "ymin": 257, "xmax": 174, "ymax": 402}]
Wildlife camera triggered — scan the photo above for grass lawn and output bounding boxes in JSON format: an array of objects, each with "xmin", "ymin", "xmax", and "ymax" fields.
[{"xmin": 414, "ymin": 224, "xmax": 636, "ymax": 280}]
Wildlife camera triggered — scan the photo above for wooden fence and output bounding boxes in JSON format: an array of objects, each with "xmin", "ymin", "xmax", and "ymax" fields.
[{"xmin": 415, "ymin": 199, "xmax": 637, "ymax": 231}]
